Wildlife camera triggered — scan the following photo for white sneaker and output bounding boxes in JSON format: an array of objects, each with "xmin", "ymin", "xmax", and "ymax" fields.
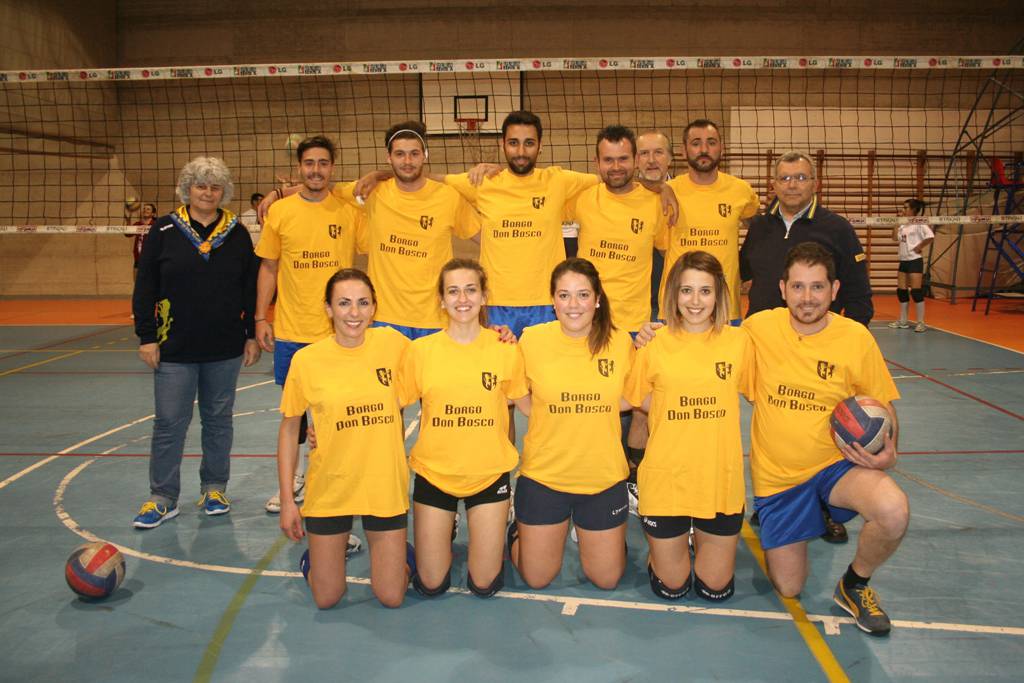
[
  {"xmin": 452, "ymin": 512, "xmax": 461, "ymax": 542},
  {"xmin": 914, "ymin": 322, "xmax": 927, "ymax": 333},
  {"xmin": 887, "ymin": 320, "xmax": 909, "ymax": 329},
  {"xmin": 346, "ymin": 534, "xmax": 363, "ymax": 557},
  {"xmin": 265, "ymin": 473, "xmax": 306, "ymax": 513},
  {"xmin": 626, "ymin": 481, "xmax": 640, "ymax": 518},
  {"xmin": 570, "ymin": 523, "xmax": 578, "ymax": 544}
]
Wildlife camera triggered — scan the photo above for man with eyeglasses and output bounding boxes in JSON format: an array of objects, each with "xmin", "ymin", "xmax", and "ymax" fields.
[
  {"xmin": 739, "ymin": 150, "xmax": 874, "ymax": 544},
  {"xmin": 740, "ymin": 151, "xmax": 873, "ymax": 325}
]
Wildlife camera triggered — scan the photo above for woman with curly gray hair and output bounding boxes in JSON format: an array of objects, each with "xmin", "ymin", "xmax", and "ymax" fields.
[{"xmin": 131, "ymin": 156, "xmax": 260, "ymax": 529}]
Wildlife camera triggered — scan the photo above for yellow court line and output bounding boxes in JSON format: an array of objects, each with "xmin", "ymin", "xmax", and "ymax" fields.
[
  {"xmin": 0, "ymin": 348, "xmax": 137, "ymax": 353},
  {"xmin": 0, "ymin": 349, "xmax": 83, "ymax": 378},
  {"xmin": 894, "ymin": 468, "xmax": 1024, "ymax": 524},
  {"xmin": 740, "ymin": 521, "xmax": 851, "ymax": 683},
  {"xmin": 193, "ymin": 536, "xmax": 289, "ymax": 683}
]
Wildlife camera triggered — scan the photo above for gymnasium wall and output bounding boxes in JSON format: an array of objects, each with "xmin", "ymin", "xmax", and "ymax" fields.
[{"xmin": 1, "ymin": 1, "xmax": 1022, "ymax": 296}]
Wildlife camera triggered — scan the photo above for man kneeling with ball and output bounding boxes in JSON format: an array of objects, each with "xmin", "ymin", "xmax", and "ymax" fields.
[{"xmin": 742, "ymin": 241, "xmax": 908, "ymax": 635}]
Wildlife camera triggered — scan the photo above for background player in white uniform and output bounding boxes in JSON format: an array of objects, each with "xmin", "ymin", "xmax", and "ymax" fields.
[{"xmin": 888, "ymin": 198, "xmax": 934, "ymax": 332}]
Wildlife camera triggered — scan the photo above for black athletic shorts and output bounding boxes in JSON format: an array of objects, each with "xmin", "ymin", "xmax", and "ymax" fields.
[
  {"xmin": 641, "ymin": 510, "xmax": 744, "ymax": 539},
  {"xmin": 413, "ymin": 472, "xmax": 512, "ymax": 512},
  {"xmin": 304, "ymin": 512, "xmax": 408, "ymax": 535},
  {"xmin": 513, "ymin": 475, "xmax": 628, "ymax": 531},
  {"xmin": 898, "ymin": 258, "xmax": 924, "ymax": 274}
]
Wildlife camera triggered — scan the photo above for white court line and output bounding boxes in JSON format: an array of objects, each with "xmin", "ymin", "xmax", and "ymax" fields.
[
  {"xmin": 404, "ymin": 410, "xmax": 421, "ymax": 439},
  {"xmin": 0, "ymin": 379, "xmax": 275, "ymax": 491},
  {"xmin": 52, "ymin": 456, "xmax": 1024, "ymax": 639}
]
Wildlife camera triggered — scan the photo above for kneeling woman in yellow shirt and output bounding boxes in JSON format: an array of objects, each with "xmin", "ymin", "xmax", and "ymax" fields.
[
  {"xmin": 401, "ymin": 259, "xmax": 528, "ymax": 598},
  {"xmin": 277, "ymin": 268, "xmax": 413, "ymax": 609},
  {"xmin": 626, "ymin": 251, "xmax": 752, "ymax": 602},
  {"xmin": 510, "ymin": 257, "xmax": 635, "ymax": 590}
]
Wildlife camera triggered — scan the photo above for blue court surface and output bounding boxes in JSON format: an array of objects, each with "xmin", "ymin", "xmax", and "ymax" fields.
[{"xmin": 0, "ymin": 322, "xmax": 1021, "ymax": 682}]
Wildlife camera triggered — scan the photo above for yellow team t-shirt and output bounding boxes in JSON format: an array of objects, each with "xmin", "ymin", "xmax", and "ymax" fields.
[
  {"xmin": 625, "ymin": 326, "xmax": 752, "ymax": 518},
  {"xmin": 743, "ymin": 308, "xmax": 900, "ymax": 498},
  {"xmin": 280, "ymin": 327, "xmax": 412, "ymax": 517},
  {"xmin": 336, "ymin": 178, "xmax": 480, "ymax": 329},
  {"xmin": 519, "ymin": 321, "xmax": 634, "ymax": 494},
  {"xmin": 568, "ymin": 183, "xmax": 669, "ymax": 332},
  {"xmin": 659, "ymin": 173, "xmax": 759, "ymax": 321},
  {"xmin": 256, "ymin": 192, "xmax": 360, "ymax": 342},
  {"xmin": 402, "ymin": 329, "xmax": 528, "ymax": 497},
  {"xmin": 445, "ymin": 167, "xmax": 598, "ymax": 306}
]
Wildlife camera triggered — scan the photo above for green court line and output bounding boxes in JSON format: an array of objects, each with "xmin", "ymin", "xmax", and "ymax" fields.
[{"xmin": 193, "ymin": 535, "xmax": 290, "ymax": 683}]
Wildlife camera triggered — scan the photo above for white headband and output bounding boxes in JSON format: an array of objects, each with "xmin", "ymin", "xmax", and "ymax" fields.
[{"xmin": 387, "ymin": 128, "xmax": 426, "ymax": 148}]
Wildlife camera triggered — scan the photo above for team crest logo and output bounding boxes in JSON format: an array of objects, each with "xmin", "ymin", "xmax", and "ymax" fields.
[
  {"xmin": 481, "ymin": 371, "xmax": 498, "ymax": 390},
  {"xmin": 715, "ymin": 361, "xmax": 732, "ymax": 380},
  {"xmin": 376, "ymin": 368, "xmax": 393, "ymax": 386},
  {"xmin": 532, "ymin": 196, "xmax": 546, "ymax": 209},
  {"xmin": 419, "ymin": 215, "xmax": 434, "ymax": 230},
  {"xmin": 817, "ymin": 361, "xmax": 835, "ymax": 380},
  {"xmin": 327, "ymin": 223, "xmax": 341, "ymax": 239},
  {"xmin": 630, "ymin": 218, "xmax": 644, "ymax": 234},
  {"xmin": 718, "ymin": 203, "xmax": 732, "ymax": 218},
  {"xmin": 598, "ymin": 358, "xmax": 615, "ymax": 377}
]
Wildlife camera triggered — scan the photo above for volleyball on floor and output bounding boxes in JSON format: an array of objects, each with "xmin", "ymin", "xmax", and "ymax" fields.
[
  {"xmin": 829, "ymin": 396, "xmax": 892, "ymax": 454},
  {"xmin": 65, "ymin": 542, "xmax": 125, "ymax": 600}
]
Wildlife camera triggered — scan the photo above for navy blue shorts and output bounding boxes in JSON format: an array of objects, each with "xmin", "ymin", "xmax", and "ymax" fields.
[
  {"xmin": 513, "ymin": 475, "xmax": 628, "ymax": 531},
  {"xmin": 273, "ymin": 339, "xmax": 310, "ymax": 386},
  {"xmin": 753, "ymin": 459, "xmax": 858, "ymax": 550},
  {"xmin": 488, "ymin": 305, "xmax": 556, "ymax": 339}
]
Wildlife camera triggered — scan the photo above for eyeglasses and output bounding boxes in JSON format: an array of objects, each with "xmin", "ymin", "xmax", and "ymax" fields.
[{"xmin": 776, "ymin": 174, "xmax": 813, "ymax": 184}]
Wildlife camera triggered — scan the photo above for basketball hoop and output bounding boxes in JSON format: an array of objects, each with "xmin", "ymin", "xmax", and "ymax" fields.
[{"xmin": 455, "ymin": 117, "xmax": 486, "ymax": 165}]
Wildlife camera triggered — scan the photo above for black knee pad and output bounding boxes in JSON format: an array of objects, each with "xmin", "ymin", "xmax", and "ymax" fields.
[
  {"xmin": 647, "ymin": 563, "xmax": 690, "ymax": 600},
  {"xmin": 412, "ymin": 570, "xmax": 451, "ymax": 598},
  {"xmin": 467, "ymin": 566, "xmax": 505, "ymax": 598},
  {"xmin": 910, "ymin": 288, "xmax": 924, "ymax": 303},
  {"xmin": 896, "ymin": 288, "xmax": 910, "ymax": 303},
  {"xmin": 297, "ymin": 412, "xmax": 308, "ymax": 445},
  {"xmin": 694, "ymin": 573, "xmax": 735, "ymax": 602}
]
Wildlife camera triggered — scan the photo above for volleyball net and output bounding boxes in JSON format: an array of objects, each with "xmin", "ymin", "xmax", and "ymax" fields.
[{"xmin": 1, "ymin": 55, "xmax": 1023, "ymax": 293}]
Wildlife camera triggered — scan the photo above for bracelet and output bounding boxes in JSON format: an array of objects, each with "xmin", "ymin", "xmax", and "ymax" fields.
[{"xmin": 255, "ymin": 318, "xmax": 267, "ymax": 322}]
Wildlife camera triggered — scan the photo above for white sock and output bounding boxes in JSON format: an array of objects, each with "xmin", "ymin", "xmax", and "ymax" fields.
[
  {"xmin": 915, "ymin": 301, "xmax": 925, "ymax": 323},
  {"xmin": 898, "ymin": 301, "xmax": 909, "ymax": 323}
]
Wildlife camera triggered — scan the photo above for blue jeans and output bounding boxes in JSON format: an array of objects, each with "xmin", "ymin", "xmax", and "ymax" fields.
[{"xmin": 149, "ymin": 355, "xmax": 243, "ymax": 506}]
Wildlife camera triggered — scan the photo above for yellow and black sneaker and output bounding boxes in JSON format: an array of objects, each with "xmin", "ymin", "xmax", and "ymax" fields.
[{"xmin": 834, "ymin": 579, "xmax": 892, "ymax": 635}]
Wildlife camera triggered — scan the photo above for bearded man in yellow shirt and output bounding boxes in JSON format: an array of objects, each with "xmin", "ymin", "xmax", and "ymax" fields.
[{"xmin": 743, "ymin": 241, "xmax": 908, "ymax": 636}]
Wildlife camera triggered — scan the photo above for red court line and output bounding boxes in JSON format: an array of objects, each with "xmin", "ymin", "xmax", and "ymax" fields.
[
  {"xmin": 0, "ymin": 327, "xmax": 118, "ymax": 363},
  {"xmin": 885, "ymin": 357, "xmax": 1024, "ymax": 422}
]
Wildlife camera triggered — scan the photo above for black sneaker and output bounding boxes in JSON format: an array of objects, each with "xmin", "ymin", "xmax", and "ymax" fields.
[
  {"xmin": 833, "ymin": 580, "xmax": 892, "ymax": 635},
  {"xmin": 821, "ymin": 513, "xmax": 849, "ymax": 544}
]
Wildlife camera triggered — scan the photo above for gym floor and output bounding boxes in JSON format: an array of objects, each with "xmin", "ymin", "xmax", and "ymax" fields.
[{"xmin": 1, "ymin": 296, "xmax": 1021, "ymax": 682}]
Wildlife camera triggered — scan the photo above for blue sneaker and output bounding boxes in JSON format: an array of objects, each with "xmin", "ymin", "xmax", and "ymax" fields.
[
  {"xmin": 198, "ymin": 491, "xmax": 231, "ymax": 516},
  {"xmin": 299, "ymin": 549, "xmax": 311, "ymax": 582},
  {"xmin": 132, "ymin": 501, "xmax": 179, "ymax": 529}
]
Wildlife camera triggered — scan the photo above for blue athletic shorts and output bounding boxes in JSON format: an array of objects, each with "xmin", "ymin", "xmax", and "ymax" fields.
[
  {"xmin": 753, "ymin": 459, "xmax": 858, "ymax": 550},
  {"xmin": 273, "ymin": 339, "xmax": 310, "ymax": 386},
  {"xmin": 488, "ymin": 305, "xmax": 556, "ymax": 339},
  {"xmin": 371, "ymin": 320, "xmax": 441, "ymax": 341}
]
